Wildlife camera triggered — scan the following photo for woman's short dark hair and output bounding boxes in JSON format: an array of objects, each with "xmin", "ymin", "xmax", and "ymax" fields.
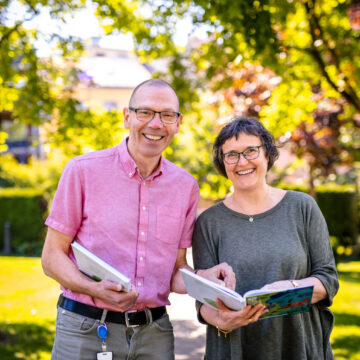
[{"xmin": 213, "ymin": 116, "xmax": 279, "ymax": 178}]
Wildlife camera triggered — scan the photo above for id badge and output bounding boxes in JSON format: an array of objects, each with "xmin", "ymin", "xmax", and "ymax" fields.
[{"xmin": 97, "ymin": 352, "xmax": 113, "ymax": 360}]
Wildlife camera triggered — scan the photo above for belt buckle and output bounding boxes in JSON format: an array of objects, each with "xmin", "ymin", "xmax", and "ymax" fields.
[{"xmin": 125, "ymin": 309, "xmax": 153, "ymax": 328}]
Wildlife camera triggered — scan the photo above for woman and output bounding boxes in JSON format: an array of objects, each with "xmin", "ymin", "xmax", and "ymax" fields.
[{"xmin": 192, "ymin": 117, "xmax": 339, "ymax": 360}]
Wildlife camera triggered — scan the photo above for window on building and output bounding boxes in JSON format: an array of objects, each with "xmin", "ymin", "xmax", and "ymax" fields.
[{"xmin": 104, "ymin": 101, "xmax": 118, "ymax": 111}]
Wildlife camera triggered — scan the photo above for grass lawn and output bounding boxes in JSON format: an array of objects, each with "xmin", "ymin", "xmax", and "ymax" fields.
[
  {"xmin": 331, "ymin": 261, "xmax": 360, "ymax": 360},
  {"xmin": 0, "ymin": 257, "xmax": 359, "ymax": 359},
  {"xmin": 0, "ymin": 257, "xmax": 60, "ymax": 360}
]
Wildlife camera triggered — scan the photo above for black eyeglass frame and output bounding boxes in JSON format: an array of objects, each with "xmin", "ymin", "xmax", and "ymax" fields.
[
  {"xmin": 128, "ymin": 106, "xmax": 181, "ymax": 124},
  {"xmin": 222, "ymin": 145, "xmax": 264, "ymax": 164}
]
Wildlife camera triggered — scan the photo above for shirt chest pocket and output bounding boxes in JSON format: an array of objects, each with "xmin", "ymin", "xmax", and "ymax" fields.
[{"xmin": 156, "ymin": 206, "xmax": 185, "ymax": 245}]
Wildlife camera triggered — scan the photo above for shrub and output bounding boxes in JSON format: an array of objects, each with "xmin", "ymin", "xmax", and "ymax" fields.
[
  {"xmin": 0, "ymin": 153, "xmax": 67, "ymax": 202},
  {"xmin": 0, "ymin": 188, "xmax": 47, "ymax": 256},
  {"xmin": 279, "ymin": 183, "xmax": 359, "ymax": 261},
  {"xmin": 277, "ymin": 182, "xmax": 310, "ymax": 193},
  {"xmin": 315, "ymin": 184, "xmax": 358, "ymax": 261}
]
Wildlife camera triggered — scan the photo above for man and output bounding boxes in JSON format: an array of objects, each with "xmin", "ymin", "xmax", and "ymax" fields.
[{"xmin": 42, "ymin": 79, "xmax": 234, "ymax": 360}]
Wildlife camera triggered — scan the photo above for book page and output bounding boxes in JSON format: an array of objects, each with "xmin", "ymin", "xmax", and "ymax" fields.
[{"xmin": 180, "ymin": 269, "xmax": 245, "ymax": 310}]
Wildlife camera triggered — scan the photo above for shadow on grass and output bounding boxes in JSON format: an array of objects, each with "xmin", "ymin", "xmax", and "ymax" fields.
[
  {"xmin": 0, "ymin": 319, "xmax": 204, "ymax": 360},
  {"xmin": 172, "ymin": 319, "xmax": 205, "ymax": 360},
  {"xmin": 332, "ymin": 334, "xmax": 360, "ymax": 359},
  {"xmin": 332, "ymin": 312, "xmax": 360, "ymax": 358},
  {"xmin": 338, "ymin": 271, "xmax": 360, "ymax": 284},
  {"xmin": 0, "ymin": 320, "xmax": 55, "ymax": 360},
  {"xmin": 334, "ymin": 312, "xmax": 360, "ymax": 327}
]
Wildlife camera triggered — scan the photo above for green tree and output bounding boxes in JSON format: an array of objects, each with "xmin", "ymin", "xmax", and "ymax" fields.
[
  {"xmin": 126, "ymin": 0, "xmax": 360, "ymax": 191},
  {"xmin": 3, "ymin": 0, "xmax": 360, "ymax": 197},
  {"xmin": 0, "ymin": 0, "xmax": 88, "ymax": 126},
  {"xmin": 163, "ymin": 104, "xmax": 232, "ymax": 200},
  {"xmin": 203, "ymin": 60, "xmax": 357, "ymax": 193},
  {"xmin": 0, "ymin": 0, "xmax": 176, "ymax": 155},
  {"xmin": 0, "ymin": 131, "xmax": 7, "ymax": 153},
  {"xmin": 171, "ymin": 0, "xmax": 360, "ymax": 114},
  {"xmin": 43, "ymin": 106, "xmax": 128, "ymax": 157}
]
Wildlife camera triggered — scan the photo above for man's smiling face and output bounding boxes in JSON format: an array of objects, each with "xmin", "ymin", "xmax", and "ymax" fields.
[{"xmin": 124, "ymin": 84, "xmax": 181, "ymax": 162}]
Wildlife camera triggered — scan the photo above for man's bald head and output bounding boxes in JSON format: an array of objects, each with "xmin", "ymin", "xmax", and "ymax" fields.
[{"xmin": 129, "ymin": 79, "xmax": 180, "ymax": 110}]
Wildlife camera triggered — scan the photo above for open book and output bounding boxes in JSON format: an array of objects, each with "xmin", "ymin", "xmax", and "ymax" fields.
[
  {"xmin": 180, "ymin": 268, "xmax": 313, "ymax": 320},
  {"xmin": 71, "ymin": 241, "xmax": 131, "ymax": 292}
]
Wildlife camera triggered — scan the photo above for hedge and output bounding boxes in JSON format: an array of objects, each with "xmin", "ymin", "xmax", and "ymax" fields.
[
  {"xmin": 279, "ymin": 182, "xmax": 358, "ymax": 259},
  {"xmin": 1, "ymin": 183, "xmax": 358, "ymax": 258},
  {"xmin": 315, "ymin": 184, "xmax": 358, "ymax": 244},
  {"xmin": 0, "ymin": 188, "xmax": 47, "ymax": 256}
]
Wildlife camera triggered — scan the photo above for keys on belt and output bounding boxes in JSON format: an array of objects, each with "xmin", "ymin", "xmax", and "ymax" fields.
[{"xmin": 97, "ymin": 310, "xmax": 113, "ymax": 359}]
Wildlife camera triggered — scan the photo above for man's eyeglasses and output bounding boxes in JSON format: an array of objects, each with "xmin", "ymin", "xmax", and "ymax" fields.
[
  {"xmin": 222, "ymin": 145, "xmax": 263, "ymax": 164},
  {"xmin": 129, "ymin": 106, "xmax": 181, "ymax": 124}
]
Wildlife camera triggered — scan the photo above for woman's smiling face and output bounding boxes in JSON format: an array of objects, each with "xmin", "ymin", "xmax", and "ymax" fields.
[{"xmin": 221, "ymin": 133, "xmax": 269, "ymax": 192}]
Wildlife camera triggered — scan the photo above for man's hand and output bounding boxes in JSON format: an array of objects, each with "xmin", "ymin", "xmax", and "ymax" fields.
[
  {"xmin": 196, "ymin": 263, "xmax": 236, "ymax": 290},
  {"xmin": 93, "ymin": 280, "xmax": 139, "ymax": 312},
  {"xmin": 42, "ymin": 228, "xmax": 140, "ymax": 311}
]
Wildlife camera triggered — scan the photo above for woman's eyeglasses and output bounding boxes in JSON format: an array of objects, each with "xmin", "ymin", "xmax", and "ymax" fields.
[{"xmin": 222, "ymin": 145, "xmax": 263, "ymax": 164}]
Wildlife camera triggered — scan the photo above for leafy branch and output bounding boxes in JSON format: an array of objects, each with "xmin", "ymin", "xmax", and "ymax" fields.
[{"xmin": 304, "ymin": 0, "xmax": 360, "ymax": 110}]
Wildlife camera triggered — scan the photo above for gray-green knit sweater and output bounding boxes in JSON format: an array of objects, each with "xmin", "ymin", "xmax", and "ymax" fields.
[{"xmin": 192, "ymin": 190, "xmax": 339, "ymax": 360}]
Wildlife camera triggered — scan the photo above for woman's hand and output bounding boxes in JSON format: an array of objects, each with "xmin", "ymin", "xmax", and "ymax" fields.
[
  {"xmin": 261, "ymin": 277, "xmax": 328, "ymax": 304},
  {"xmin": 261, "ymin": 280, "xmax": 293, "ymax": 290},
  {"xmin": 215, "ymin": 299, "xmax": 268, "ymax": 331}
]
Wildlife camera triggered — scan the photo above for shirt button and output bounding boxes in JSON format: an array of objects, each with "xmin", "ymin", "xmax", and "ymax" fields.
[
  {"xmin": 143, "ymin": 182, "xmax": 146, "ymax": 186},
  {"xmin": 142, "ymin": 206, "xmax": 146, "ymax": 211},
  {"xmin": 139, "ymin": 256, "xmax": 143, "ymax": 261},
  {"xmin": 141, "ymin": 231, "xmax": 144, "ymax": 236},
  {"xmin": 138, "ymin": 282, "xmax": 142, "ymax": 286},
  {"xmin": 129, "ymin": 172, "xmax": 132, "ymax": 177}
]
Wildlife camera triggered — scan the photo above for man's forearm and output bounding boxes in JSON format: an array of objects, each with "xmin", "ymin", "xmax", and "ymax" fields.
[
  {"xmin": 170, "ymin": 248, "xmax": 192, "ymax": 293},
  {"xmin": 42, "ymin": 243, "xmax": 98, "ymax": 296},
  {"xmin": 170, "ymin": 263, "xmax": 193, "ymax": 294}
]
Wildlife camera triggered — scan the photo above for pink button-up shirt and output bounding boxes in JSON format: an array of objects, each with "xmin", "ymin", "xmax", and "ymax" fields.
[{"xmin": 45, "ymin": 138, "xmax": 199, "ymax": 311}]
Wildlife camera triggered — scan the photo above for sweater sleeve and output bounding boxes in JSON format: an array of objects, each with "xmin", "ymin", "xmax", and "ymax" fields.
[
  {"xmin": 192, "ymin": 209, "xmax": 220, "ymax": 324},
  {"xmin": 192, "ymin": 212, "xmax": 219, "ymax": 270},
  {"xmin": 305, "ymin": 195, "xmax": 339, "ymax": 307}
]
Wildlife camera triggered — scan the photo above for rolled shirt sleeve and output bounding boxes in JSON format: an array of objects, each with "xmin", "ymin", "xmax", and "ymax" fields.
[{"xmin": 45, "ymin": 159, "xmax": 84, "ymax": 238}]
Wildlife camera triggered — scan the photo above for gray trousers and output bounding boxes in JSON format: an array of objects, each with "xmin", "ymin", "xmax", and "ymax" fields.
[{"xmin": 52, "ymin": 307, "xmax": 174, "ymax": 360}]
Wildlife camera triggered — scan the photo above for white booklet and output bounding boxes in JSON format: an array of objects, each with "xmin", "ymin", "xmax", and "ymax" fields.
[
  {"xmin": 180, "ymin": 268, "xmax": 313, "ymax": 319},
  {"xmin": 71, "ymin": 241, "xmax": 131, "ymax": 292}
]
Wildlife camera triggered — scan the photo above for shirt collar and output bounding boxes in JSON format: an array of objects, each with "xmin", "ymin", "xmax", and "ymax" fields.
[{"xmin": 118, "ymin": 137, "xmax": 165, "ymax": 180}]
